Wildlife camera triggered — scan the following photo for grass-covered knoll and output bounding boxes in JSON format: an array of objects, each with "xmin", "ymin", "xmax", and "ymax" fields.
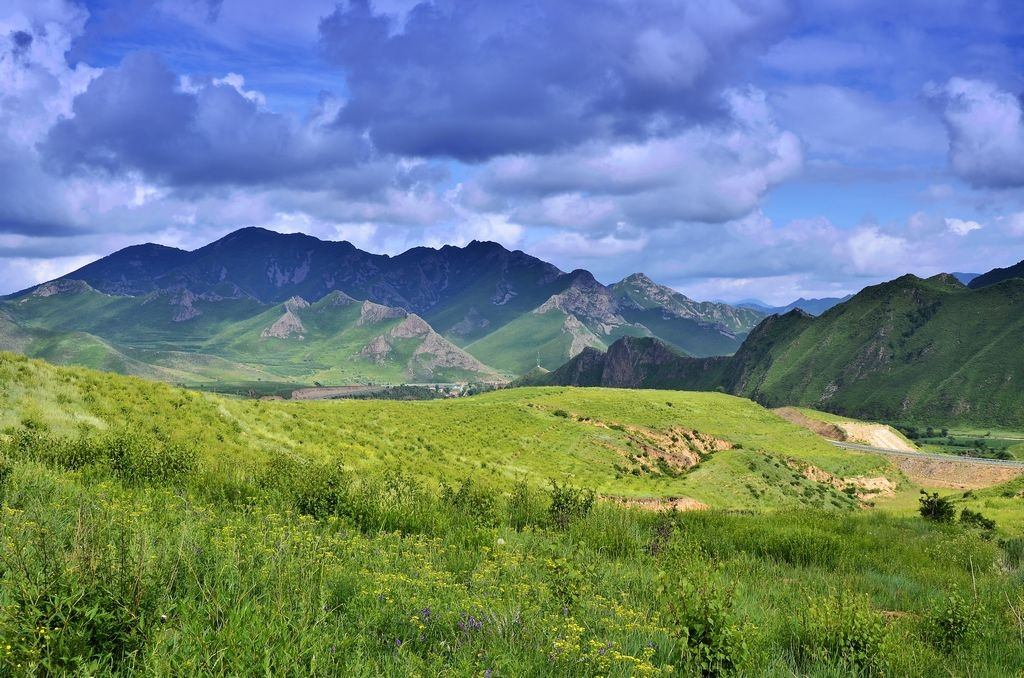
[
  {"xmin": 0, "ymin": 353, "xmax": 894, "ymax": 510},
  {"xmin": 2, "ymin": 353, "xmax": 1023, "ymax": 674},
  {"xmin": 1, "ymin": 386, "xmax": 1022, "ymax": 674}
]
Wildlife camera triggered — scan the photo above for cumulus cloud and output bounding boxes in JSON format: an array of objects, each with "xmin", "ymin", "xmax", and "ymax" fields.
[
  {"xmin": 42, "ymin": 52, "xmax": 371, "ymax": 187},
  {"xmin": 928, "ymin": 77, "xmax": 1024, "ymax": 188},
  {"xmin": 945, "ymin": 217, "xmax": 982, "ymax": 236},
  {"xmin": 473, "ymin": 87, "xmax": 802, "ymax": 227},
  {"xmin": 319, "ymin": 0, "xmax": 792, "ymax": 160}
]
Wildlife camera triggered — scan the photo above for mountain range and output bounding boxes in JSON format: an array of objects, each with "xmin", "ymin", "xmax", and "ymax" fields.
[
  {"xmin": 0, "ymin": 227, "xmax": 769, "ymax": 387},
  {"xmin": 525, "ymin": 264, "xmax": 1024, "ymax": 427},
  {"xmin": 736, "ymin": 295, "xmax": 854, "ymax": 316}
]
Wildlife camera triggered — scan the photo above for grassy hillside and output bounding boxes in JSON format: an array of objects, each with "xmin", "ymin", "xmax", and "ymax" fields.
[
  {"xmin": 1, "ymin": 353, "xmax": 1022, "ymax": 675},
  {"xmin": 537, "ymin": 274, "xmax": 1024, "ymax": 430},
  {"xmin": 465, "ymin": 308, "xmax": 607, "ymax": 374},
  {"xmin": 0, "ymin": 353, "xmax": 889, "ymax": 508},
  {"xmin": 2, "ymin": 285, "xmax": 499, "ymax": 387},
  {"xmin": 728, "ymin": 275, "xmax": 1024, "ymax": 427}
]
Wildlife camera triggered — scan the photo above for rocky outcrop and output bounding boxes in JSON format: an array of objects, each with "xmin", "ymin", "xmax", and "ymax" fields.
[
  {"xmin": 524, "ymin": 336, "xmax": 729, "ymax": 390},
  {"xmin": 357, "ymin": 300, "xmax": 407, "ymax": 326},
  {"xmin": 261, "ymin": 297, "xmax": 309, "ymax": 339},
  {"xmin": 28, "ymin": 279, "xmax": 94, "ymax": 298}
]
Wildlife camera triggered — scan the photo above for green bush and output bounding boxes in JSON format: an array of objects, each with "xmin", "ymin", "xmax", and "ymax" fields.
[
  {"xmin": 663, "ymin": 576, "xmax": 748, "ymax": 676},
  {"xmin": 440, "ymin": 478, "xmax": 498, "ymax": 527},
  {"xmin": 293, "ymin": 461, "xmax": 351, "ymax": 518},
  {"xmin": 958, "ymin": 508, "xmax": 995, "ymax": 533},
  {"xmin": 1, "ymin": 427, "xmax": 196, "ymax": 486},
  {"xmin": 0, "ymin": 454, "xmax": 12, "ymax": 500},
  {"xmin": 506, "ymin": 479, "xmax": 546, "ymax": 531},
  {"xmin": 919, "ymin": 491, "xmax": 955, "ymax": 522},
  {"xmin": 793, "ymin": 593, "xmax": 892, "ymax": 675},
  {"xmin": 547, "ymin": 479, "xmax": 595, "ymax": 529},
  {"xmin": 925, "ymin": 593, "xmax": 980, "ymax": 652},
  {"xmin": 102, "ymin": 429, "xmax": 197, "ymax": 486}
]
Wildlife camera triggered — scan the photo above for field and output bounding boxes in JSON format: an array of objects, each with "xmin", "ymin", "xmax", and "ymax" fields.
[{"xmin": 2, "ymin": 353, "xmax": 1023, "ymax": 675}]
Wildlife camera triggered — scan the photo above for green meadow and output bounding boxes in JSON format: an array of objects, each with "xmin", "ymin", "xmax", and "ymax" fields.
[{"xmin": 1, "ymin": 352, "xmax": 1023, "ymax": 675}]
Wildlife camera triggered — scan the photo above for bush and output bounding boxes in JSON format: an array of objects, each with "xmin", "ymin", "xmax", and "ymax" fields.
[
  {"xmin": 440, "ymin": 478, "xmax": 497, "ymax": 527},
  {"xmin": 793, "ymin": 593, "xmax": 891, "ymax": 675},
  {"xmin": 506, "ymin": 479, "xmax": 546, "ymax": 531},
  {"xmin": 102, "ymin": 429, "xmax": 197, "ymax": 486},
  {"xmin": 0, "ymin": 454, "xmax": 12, "ymax": 500},
  {"xmin": 663, "ymin": 577, "xmax": 748, "ymax": 676},
  {"xmin": 925, "ymin": 593, "xmax": 980, "ymax": 652},
  {"xmin": 1, "ymin": 427, "xmax": 196, "ymax": 486},
  {"xmin": 293, "ymin": 461, "xmax": 351, "ymax": 518},
  {"xmin": 959, "ymin": 508, "xmax": 996, "ymax": 533},
  {"xmin": 547, "ymin": 479, "xmax": 595, "ymax": 529},
  {"xmin": 918, "ymin": 491, "xmax": 955, "ymax": 522}
]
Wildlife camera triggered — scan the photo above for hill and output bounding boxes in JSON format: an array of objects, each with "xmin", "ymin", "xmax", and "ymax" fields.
[
  {"xmin": 3, "ymin": 228, "xmax": 764, "ymax": 381},
  {"xmin": 535, "ymin": 273, "xmax": 1024, "ymax": 428},
  {"xmin": 0, "ymin": 352, "xmax": 892, "ymax": 507},
  {"xmin": 1, "ymin": 352, "xmax": 1022, "ymax": 675},
  {"xmin": 968, "ymin": 257, "xmax": 1024, "ymax": 289},
  {"xmin": 1, "ymin": 282, "xmax": 498, "ymax": 385}
]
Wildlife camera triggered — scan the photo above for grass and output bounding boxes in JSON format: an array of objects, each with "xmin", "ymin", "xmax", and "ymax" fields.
[
  {"xmin": 731, "ymin": 275, "xmax": 1024, "ymax": 428},
  {"xmin": 0, "ymin": 353, "xmax": 893, "ymax": 508},
  {"xmin": 2, "ymin": 353, "xmax": 1023, "ymax": 675}
]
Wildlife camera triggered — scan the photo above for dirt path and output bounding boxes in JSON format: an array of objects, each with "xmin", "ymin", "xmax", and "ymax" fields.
[
  {"xmin": 772, "ymin": 407, "xmax": 916, "ymax": 451},
  {"xmin": 837, "ymin": 422, "xmax": 916, "ymax": 452}
]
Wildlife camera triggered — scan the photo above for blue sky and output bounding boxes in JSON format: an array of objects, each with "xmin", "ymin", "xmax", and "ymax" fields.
[{"xmin": 2, "ymin": 0, "xmax": 1024, "ymax": 303}]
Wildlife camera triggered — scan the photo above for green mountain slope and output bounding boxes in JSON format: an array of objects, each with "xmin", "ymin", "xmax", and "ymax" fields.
[
  {"xmin": 612, "ymin": 273, "xmax": 764, "ymax": 350},
  {"xmin": 968, "ymin": 257, "xmax": 1024, "ymax": 289},
  {"xmin": 1, "ymin": 282, "xmax": 499, "ymax": 386},
  {"xmin": 534, "ymin": 273, "xmax": 1024, "ymax": 428}
]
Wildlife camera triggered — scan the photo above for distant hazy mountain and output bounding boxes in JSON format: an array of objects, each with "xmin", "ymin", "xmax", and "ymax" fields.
[
  {"xmin": 532, "ymin": 272, "xmax": 1024, "ymax": 428},
  {"xmin": 952, "ymin": 272, "xmax": 980, "ymax": 285},
  {"xmin": 968, "ymin": 258, "xmax": 1024, "ymax": 289},
  {"xmin": 736, "ymin": 295, "xmax": 853, "ymax": 316},
  {"xmin": 2, "ymin": 228, "xmax": 763, "ymax": 384}
]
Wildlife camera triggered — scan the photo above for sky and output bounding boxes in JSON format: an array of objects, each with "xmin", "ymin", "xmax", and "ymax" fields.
[{"xmin": 1, "ymin": 0, "xmax": 1024, "ymax": 304}]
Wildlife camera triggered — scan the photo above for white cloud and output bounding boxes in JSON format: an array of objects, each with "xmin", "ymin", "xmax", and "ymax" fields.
[
  {"xmin": 945, "ymin": 217, "xmax": 982, "ymax": 236},
  {"xmin": 476, "ymin": 87, "xmax": 802, "ymax": 227},
  {"xmin": 928, "ymin": 77, "xmax": 1024, "ymax": 188}
]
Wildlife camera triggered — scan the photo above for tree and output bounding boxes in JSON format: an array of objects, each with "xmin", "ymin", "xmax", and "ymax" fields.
[{"xmin": 919, "ymin": 491, "xmax": 955, "ymax": 522}]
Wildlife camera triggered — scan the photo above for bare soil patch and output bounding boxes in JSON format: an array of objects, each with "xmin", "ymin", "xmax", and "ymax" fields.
[
  {"xmin": 892, "ymin": 457, "xmax": 1024, "ymax": 490},
  {"xmin": 773, "ymin": 407, "xmax": 847, "ymax": 441},
  {"xmin": 604, "ymin": 495, "xmax": 709, "ymax": 512}
]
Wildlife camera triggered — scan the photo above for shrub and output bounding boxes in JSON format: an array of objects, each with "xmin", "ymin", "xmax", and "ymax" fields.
[
  {"xmin": 102, "ymin": 429, "xmax": 197, "ymax": 486},
  {"xmin": 793, "ymin": 593, "xmax": 891, "ymax": 675},
  {"xmin": 293, "ymin": 461, "xmax": 351, "ymax": 518},
  {"xmin": 0, "ymin": 454, "xmax": 12, "ymax": 500},
  {"xmin": 552, "ymin": 409, "xmax": 570, "ymax": 418},
  {"xmin": 547, "ymin": 479, "xmax": 595, "ymax": 529},
  {"xmin": 959, "ymin": 508, "xmax": 996, "ymax": 533},
  {"xmin": 440, "ymin": 478, "xmax": 497, "ymax": 527},
  {"xmin": 1002, "ymin": 537, "xmax": 1024, "ymax": 569},
  {"xmin": 918, "ymin": 491, "xmax": 955, "ymax": 522},
  {"xmin": 664, "ymin": 578, "xmax": 748, "ymax": 676},
  {"xmin": 925, "ymin": 593, "xmax": 980, "ymax": 652},
  {"xmin": 506, "ymin": 479, "xmax": 546, "ymax": 531}
]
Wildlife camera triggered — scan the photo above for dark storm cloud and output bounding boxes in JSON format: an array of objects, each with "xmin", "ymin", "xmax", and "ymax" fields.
[
  {"xmin": 10, "ymin": 30, "xmax": 32, "ymax": 56},
  {"xmin": 41, "ymin": 52, "xmax": 370, "ymax": 187},
  {"xmin": 319, "ymin": 0, "xmax": 793, "ymax": 161}
]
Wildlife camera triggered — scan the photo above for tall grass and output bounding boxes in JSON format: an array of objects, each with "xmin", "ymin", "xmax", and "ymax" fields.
[{"xmin": 1, "ymin": 425, "xmax": 1022, "ymax": 676}]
